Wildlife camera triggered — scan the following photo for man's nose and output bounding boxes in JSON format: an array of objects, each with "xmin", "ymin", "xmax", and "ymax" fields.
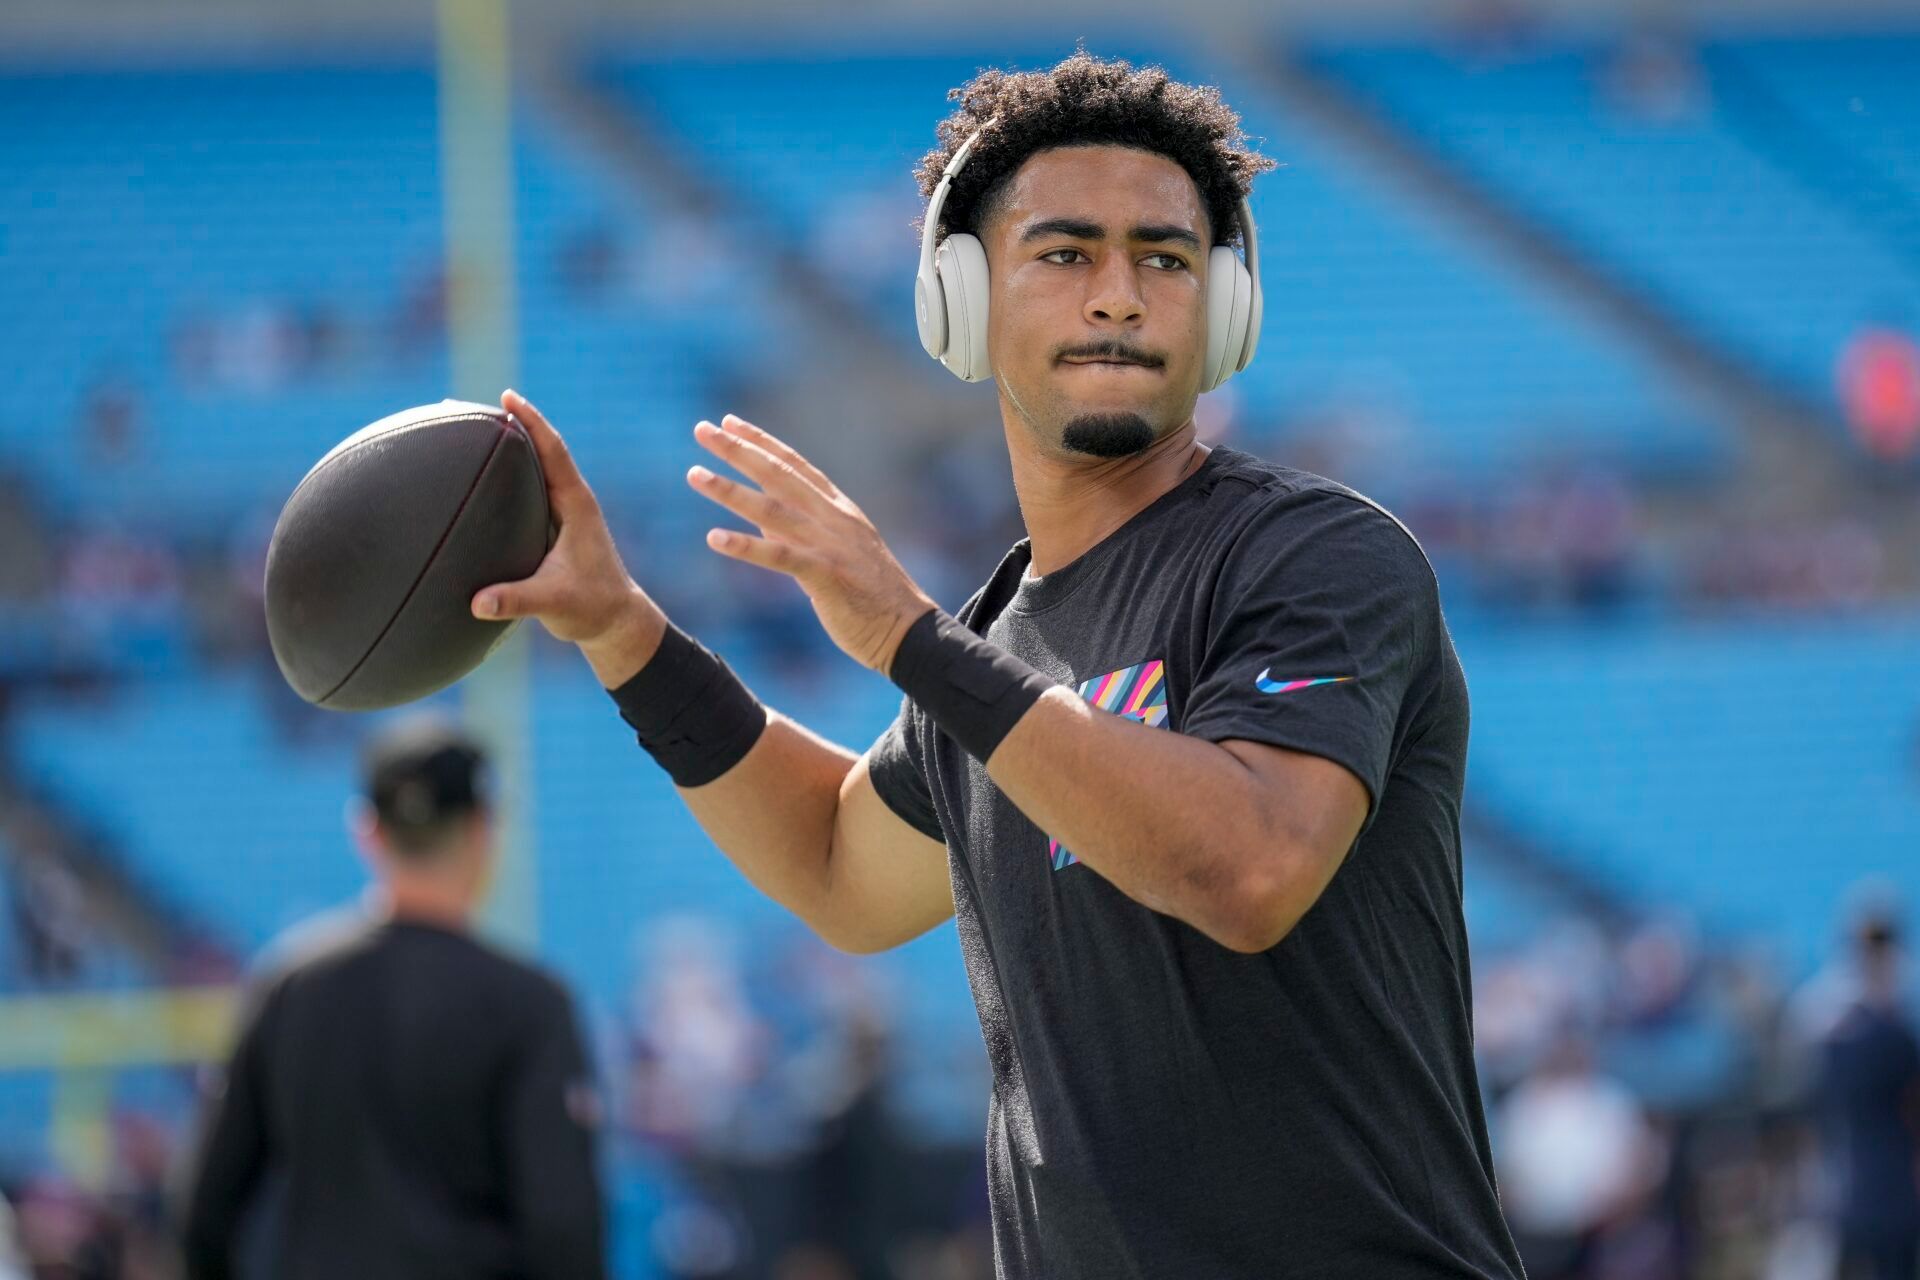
[{"xmin": 1083, "ymin": 256, "xmax": 1145, "ymax": 327}]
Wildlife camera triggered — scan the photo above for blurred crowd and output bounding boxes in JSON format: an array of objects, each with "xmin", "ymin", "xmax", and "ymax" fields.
[
  {"xmin": 1, "ymin": 887, "xmax": 1915, "ymax": 1280},
  {"xmin": 1471, "ymin": 890, "xmax": 1920, "ymax": 1280}
]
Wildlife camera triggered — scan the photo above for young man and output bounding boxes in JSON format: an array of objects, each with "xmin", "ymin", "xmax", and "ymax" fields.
[
  {"xmin": 177, "ymin": 719, "xmax": 605, "ymax": 1280},
  {"xmin": 471, "ymin": 52, "xmax": 1523, "ymax": 1279}
]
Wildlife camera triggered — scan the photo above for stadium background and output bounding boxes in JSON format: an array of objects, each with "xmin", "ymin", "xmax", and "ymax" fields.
[{"xmin": 2, "ymin": 0, "xmax": 1918, "ymax": 1275}]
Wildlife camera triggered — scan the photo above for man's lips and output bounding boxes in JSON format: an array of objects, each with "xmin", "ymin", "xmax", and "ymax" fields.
[{"xmin": 1058, "ymin": 357, "xmax": 1162, "ymax": 369}]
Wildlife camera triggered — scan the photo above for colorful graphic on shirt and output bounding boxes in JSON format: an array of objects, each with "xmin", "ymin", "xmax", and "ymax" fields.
[
  {"xmin": 1049, "ymin": 658, "xmax": 1169, "ymax": 871},
  {"xmin": 1254, "ymin": 670, "xmax": 1354, "ymax": 695}
]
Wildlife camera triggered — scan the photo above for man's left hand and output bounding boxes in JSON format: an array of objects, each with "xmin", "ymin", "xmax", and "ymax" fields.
[{"xmin": 687, "ymin": 414, "xmax": 937, "ymax": 675}]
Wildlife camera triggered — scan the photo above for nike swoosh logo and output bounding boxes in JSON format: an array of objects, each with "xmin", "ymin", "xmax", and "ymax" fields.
[{"xmin": 1255, "ymin": 670, "xmax": 1354, "ymax": 694}]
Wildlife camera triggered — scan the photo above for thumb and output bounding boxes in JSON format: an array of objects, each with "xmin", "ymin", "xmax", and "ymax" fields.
[{"xmin": 471, "ymin": 574, "xmax": 551, "ymax": 622}]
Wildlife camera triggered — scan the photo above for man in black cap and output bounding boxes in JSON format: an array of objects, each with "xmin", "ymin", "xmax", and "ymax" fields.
[{"xmin": 177, "ymin": 716, "xmax": 606, "ymax": 1280}]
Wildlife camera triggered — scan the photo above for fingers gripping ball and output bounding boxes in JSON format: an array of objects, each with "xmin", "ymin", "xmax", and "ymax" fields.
[{"xmin": 265, "ymin": 400, "xmax": 553, "ymax": 710}]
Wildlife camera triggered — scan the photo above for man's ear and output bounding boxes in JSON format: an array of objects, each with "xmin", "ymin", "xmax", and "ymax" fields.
[
  {"xmin": 466, "ymin": 808, "xmax": 495, "ymax": 856},
  {"xmin": 345, "ymin": 797, "xmax": 382, "ymax": 868}
]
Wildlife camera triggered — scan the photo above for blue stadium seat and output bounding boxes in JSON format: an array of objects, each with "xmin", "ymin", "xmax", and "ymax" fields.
[
  {"xmin": 1721, "ymin": 35, "xmax": 1920, "ymax": 210},
  {"xmin": 0, "ymin": 68, "xmax": 776, "ymax": 535},
  {"xmin": 1455, "ymin": 612, "xmax": 1920, "ymax": 973},
  {"xmin": 1309, "ymin": 41, "xmax": 1920, "ymax": 415}
]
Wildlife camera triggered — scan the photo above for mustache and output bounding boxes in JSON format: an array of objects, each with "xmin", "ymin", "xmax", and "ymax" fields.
[{"xmin": 1054, "ymin": 340, "xmax": 1165, "ymax": 369}]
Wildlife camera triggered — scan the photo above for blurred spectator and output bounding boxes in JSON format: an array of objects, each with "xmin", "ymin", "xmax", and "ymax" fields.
[
  {"xmin": 1479, "ymin": 462, "xmax": 1642, "ymax": 614},
  {"xmin": 108, "ymin": 1114, "xmax": 177, "ymax": 1280},
  {"xmin": 12, "ymin": 1177, "xmax": 119, "ymax": 1280},
  {"xmin": 0, "ymin": 473, "xmax": 54, "ymax": 603},
  {"xmin": 1684, "ymin": 517, "xmax": 1884, "ymax": 613},
  {"xmin": 556, "ymin": 223, "xmax": 624, "ymax": 304},
  {"xmin": 171, "ymin": 302, "xmax": 307, "ymax": 393},
  {"xmin": 1810, "ymin": 903, "xmax": 1920, "ymax": 1280},
  {"xmin": 1600, "ymin": 27, "xmax": 1707, "ymax": 125},
  {"xmin": 6, "ymin": 849, "xmax": 93, "ymax": 986},
  {"xmin": 77, "ymin": 373, "xmax": 143, "ymax": 470},
  {"xmin": 624, "ymin": 917, "xmax": 770, "ymax": 1158},
  {"xmin": 0, "ymin": 1190, "xmax": 24, "ymax": 1280},
  {"xmin": 1497, "ymin": 1034, "xmax": 1671, "ymax": 1280},
  {"xmin": 389, "ymin": 263, "xmax": 449, "ymax": 358},
  {"xmin": 1838, "ymin": 321, "xmax": 1920, "ymax": 468}
]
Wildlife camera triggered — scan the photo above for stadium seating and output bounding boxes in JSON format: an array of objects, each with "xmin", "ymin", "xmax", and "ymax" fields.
[
  {"xmin": 3, "ymin": 655, "xmax": 975, "ymax": 1031},
  {"xmin": 1454, "ymin": 611, "xmax": 1920, "ymax": 974},
  {"xmin": 0, "ymin": 66, "xmax": 773, "ymax": 534},
  {"xmin": 1307, "ymin": 40, "xmax": 1920, "ymax": 415},
  {"xmin": 1717, "ymin": 35, "xmax": 1920, "ymax": 213},
  {"xmin": 0, "ymin": 68, "xmax": 449, "ymax": 527}
]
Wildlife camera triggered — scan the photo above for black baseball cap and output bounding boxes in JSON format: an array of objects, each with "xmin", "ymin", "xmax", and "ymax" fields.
[{"xmin": 361, "ymin": 716, "xmax": 492, "ymax": 832}]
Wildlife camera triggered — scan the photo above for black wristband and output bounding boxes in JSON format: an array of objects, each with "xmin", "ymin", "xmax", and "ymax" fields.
[
  {"xmin": 606, "ymin": 622, "xmax": 767, "ymax": 788},
  {"xmin": 888, "ymin": 608, "xmax": 1052, "ymax": 764}
]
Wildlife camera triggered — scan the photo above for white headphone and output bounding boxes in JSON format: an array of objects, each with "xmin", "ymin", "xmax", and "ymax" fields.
[{"xmin": 914, "ymin": 126, "xmax": 1263, "ymax": 391}]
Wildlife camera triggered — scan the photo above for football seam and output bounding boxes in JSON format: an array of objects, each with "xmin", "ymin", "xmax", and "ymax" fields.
[
  {"xmin": 288, "ymin": 408, "xmax": 507, "ymax": 504},
  {"xmin": 316, "ymin": 422, "xmax": 510, "ymax": 706}
]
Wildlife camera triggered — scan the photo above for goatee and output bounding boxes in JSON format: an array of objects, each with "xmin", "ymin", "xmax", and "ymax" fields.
[{"xmin": 1060, "ymin": 412, "xmax": 1156, "ymax": 458}]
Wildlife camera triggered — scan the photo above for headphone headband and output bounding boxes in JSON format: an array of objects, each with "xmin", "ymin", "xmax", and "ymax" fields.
[{"xmin": 916, "ymin": 125, "xmax": 988, "ymax": 325}]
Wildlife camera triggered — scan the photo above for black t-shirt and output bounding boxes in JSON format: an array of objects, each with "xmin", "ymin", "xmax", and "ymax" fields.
[
  {"xmin": 179, "ymin": 914, "xmax": 606, "ymax": 1280},
  {"xmin": 869, "ymin": 446, "xmax": 1523, "ymax": 1279}
]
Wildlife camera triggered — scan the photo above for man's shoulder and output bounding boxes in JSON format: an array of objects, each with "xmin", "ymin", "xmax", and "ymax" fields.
[
  {"xmin": 1207, "ymin": 448, "xmax": 1436, "ymax": 582},
  {"xmin": 252, "ymin": 905, "xmax": 376, "ymax": 984},
  {"xmin": 255, "ymin": 911, "xmax": 572, "ymax": 1011}
]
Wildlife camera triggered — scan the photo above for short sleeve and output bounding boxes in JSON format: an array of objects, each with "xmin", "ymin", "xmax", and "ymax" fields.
[
  {"xmin": 1180, "ymin": 492, "xmax": 1435, "ymax": 825},
  {"xmin": 864, "ymin": 696, "xmax": 944, "ymax": 843}
]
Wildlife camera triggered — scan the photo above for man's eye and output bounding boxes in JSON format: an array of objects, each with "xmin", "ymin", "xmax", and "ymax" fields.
[
  {"xmin": 1041, "ymin": 248, "xmax": 1087, "ymax": 265},
  {"xmin": 1144, "ymin": 253, "xmax": 1187, "ymax": 271}
]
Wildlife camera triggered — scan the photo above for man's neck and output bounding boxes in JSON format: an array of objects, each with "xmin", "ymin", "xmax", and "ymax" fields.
[
  {"xmin": 368, "ymin": 881, "xmax": 473, "ymax": 931},
  {"xmin": 1001, "ymin": 409, "xmax": 1210, "ymax": 578}
]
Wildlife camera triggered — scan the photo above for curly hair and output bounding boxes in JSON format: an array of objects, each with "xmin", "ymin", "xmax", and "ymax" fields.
[{"xmin": 915, "ymin": 51, "xmax": 1276, "ymax": 251}]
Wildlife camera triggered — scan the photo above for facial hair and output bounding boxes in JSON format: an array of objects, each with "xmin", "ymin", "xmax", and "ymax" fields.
[{"xmin": 1060, "ymin": 411, "xmax": 1157, "ymax": 458}]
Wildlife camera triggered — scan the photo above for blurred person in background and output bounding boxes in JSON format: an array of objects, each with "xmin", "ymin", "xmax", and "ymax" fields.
[
  {"xmin": 1494, "ymin": 1032, "xmax": 1670, "ymax": 1280},
  {"xmin": 176, "ymin": 717, "xmax": 606, "ymax": 1280},
  {"xmin": 1838, "ymin": 315, "xmax": 1920, "ymax": 470},
  {"xmin": 0, "ymin": 1190, "xmax": 24, "ymax": 1280},
  {"xmin": 1812, "ymin": 902, "xmax": 1920, "ymax": 1280}
]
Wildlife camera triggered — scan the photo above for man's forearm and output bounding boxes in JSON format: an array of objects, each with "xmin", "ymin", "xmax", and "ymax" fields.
[{"xmin": 582, "ymin": 598, "xmax": 853, "ymax": 937}]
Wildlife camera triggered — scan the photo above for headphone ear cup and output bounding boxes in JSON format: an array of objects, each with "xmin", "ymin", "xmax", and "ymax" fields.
[
  {"xmin": 915, "ymin": 262, "xmax": 947, "ymax": 359},
  {"xmin": 935, "ymin": 233, "xmax": 993, "ymax": 382},
  {"xmin": 1202, "ymin": 244, "xmax": 1252, "ymax": 393}
]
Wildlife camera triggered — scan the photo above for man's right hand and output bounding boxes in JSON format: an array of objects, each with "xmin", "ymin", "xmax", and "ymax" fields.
[{"xmin": 470, "ymin": 390, "xmax": 667, "ymax": 688}]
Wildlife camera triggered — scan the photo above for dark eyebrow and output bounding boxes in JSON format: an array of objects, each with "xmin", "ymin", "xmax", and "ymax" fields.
[
  {"xmin": 1017, "ymin": 217, "xmax": 1202, "ymax": 252},
  {"xmin": 1018, "ymin": 217, "xmax": 1105, "ymax": 244},
  {"xmin": 1131, "ymin": 223, "xmax": 1203, "ymax": 250}
]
